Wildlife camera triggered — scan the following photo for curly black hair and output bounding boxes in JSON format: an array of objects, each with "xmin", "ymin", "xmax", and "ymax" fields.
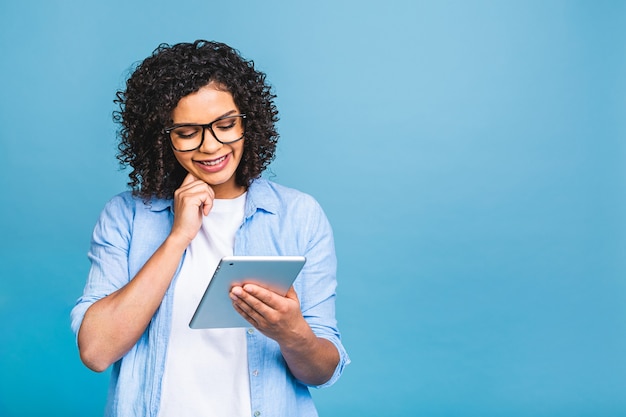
[{"xmin": 113, "ymin": 40, "xmax": 279, "ymax": 199}]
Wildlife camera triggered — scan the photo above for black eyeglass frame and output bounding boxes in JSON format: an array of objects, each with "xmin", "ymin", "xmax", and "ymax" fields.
[{"xmin": 163, "ymin": 114, "xmax": 247, "ymax": 152}]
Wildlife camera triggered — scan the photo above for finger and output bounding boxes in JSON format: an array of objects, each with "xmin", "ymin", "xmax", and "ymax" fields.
[
  {"xmin": 175, "ymin": 175, "xmax": 203, "ymax": 196},
  {"xmin": 203, "ymin": 199, "xmax": 212, "ymax": 216},
  {"xmin": 232, "ymin": 300, "xmax": 259, "ymax": 327},
  {"xmin": 176, "ymin": 181, "xmax": 214, "ymax": 214},
  {"xmin": 231, "ymin": 285, "xmax": 271, "ymax": 318},
  {"xmin": 184, "ymin": 179, "xmax": 215, "ymax": 206},
  {"xmin": 231, "ymin": 287, "xmax": 263, "ymax": 322},
  {"xmin": 242, "ymin": 284, "xmax": 282, "ymax": 309}
]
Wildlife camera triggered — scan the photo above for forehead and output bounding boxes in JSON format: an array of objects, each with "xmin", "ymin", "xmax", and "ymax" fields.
[{"xmin": 172, "ymin": 83, "xmax": 237, "ymax": 122}]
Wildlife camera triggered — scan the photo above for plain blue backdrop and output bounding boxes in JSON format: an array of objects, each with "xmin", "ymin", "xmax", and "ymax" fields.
[{"xmin": 0, "ymin": 1, "xmax": 624, "ymax": 416}]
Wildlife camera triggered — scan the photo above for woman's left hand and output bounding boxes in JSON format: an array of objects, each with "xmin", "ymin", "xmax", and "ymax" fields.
[
  {"xmin": 230, "ymin": 284, "xmax": 339, "ymax": 385},
  {"xmin": 229, "ymin": 285, "xmax": 308, "ymax": 343}
]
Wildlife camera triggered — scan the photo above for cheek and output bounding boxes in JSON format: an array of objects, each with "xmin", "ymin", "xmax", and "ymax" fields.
[
  {"xmin": 234, "ymin": 142, "xmax": 246, "ymax": 161},
  {"xmin": 173, "ymin": 152, "xmax": 191, "ymax": 169}
]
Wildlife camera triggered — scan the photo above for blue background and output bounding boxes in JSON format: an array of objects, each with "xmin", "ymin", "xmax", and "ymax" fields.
[{"xmin": 1, "ymin": 1, "xmax": 625, "ymax": 416}]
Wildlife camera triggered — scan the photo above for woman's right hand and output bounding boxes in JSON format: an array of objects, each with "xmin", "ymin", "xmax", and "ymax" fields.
[{"xmin": 171, "ymin": 173, "xmax": 215, "ymax": 245}]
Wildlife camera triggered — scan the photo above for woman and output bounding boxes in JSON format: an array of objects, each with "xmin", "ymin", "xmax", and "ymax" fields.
[{"xmin": 71, "ymin": 40, "xmax": 349, "ymax": 417}]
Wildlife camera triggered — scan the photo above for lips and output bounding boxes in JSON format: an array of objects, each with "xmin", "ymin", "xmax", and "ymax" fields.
[{"xmin": 196, "ymin": 154, "xmax": 227, "ymax": 166}]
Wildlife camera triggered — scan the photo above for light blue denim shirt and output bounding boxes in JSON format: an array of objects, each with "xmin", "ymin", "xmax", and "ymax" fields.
[{"xmin": 71, "ymin": 178, "xmax": 350, "ymax": 417}]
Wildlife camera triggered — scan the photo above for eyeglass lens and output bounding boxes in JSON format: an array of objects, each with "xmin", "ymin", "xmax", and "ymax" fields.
[{"xmin": 169, "ymin": 115, "xmax": 245, "ymax": 151}]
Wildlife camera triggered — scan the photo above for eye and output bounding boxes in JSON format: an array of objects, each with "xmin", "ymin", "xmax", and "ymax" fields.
[
  {"xmin": 214, "ymin": 118, "xmax": 237, "ymax": 131},
  {"xmin": 172, "ymin": 126, "xmax": 201, "ymax": 139}
]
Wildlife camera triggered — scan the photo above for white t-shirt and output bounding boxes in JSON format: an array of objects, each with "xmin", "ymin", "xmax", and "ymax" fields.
[{"xmin": 158, "ymin": 193, "xmax": 251, "ymax": 417}]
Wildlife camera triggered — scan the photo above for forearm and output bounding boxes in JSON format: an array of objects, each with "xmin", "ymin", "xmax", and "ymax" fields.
[
  {"xmin": 77, "ymin": 234, "xmax": 188, "ymax": 372},
  {"xmin": 279, "ymin": 323, "xmax": 340, "ymax": 386}
]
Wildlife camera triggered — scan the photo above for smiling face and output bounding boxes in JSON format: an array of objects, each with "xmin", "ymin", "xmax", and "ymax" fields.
[{"xmin": 170, "ymin": 83, "xmax": 246, "ymax": 199}]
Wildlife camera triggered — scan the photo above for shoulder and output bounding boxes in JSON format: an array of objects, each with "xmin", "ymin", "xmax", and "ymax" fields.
[
  {"xmin": 96, "ymin": 191, "xmax": 173, "ymax": 231},
  {"xmin": 93, "ymin": 191, "xmax": 173, "ymax": 243},
  {"xmin": 103, "ymin": 191, "xmax": 172, "ymax": 214}
]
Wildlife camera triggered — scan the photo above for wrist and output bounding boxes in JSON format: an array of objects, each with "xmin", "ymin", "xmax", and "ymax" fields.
[
  {"xmin": 164, "ymin": 231, "xmax": 192, "ymax": 253},
  {"xmin": 279, "ymin": 320, "xmax": 317, "ymax": 354}
]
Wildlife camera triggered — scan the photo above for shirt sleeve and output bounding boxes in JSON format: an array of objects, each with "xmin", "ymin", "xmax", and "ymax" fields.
[
  {"xmin": 294, "ymin": 195, "xmax": 350, "ymax": 389},
  {"xmin": 70, "ymin": 193, "xmax": 134, "ymax": 342}
]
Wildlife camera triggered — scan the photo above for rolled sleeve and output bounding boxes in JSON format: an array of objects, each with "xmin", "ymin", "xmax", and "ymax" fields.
[
  {"xmin": 70, "ymin": 194, "xmax": 134, "ymax": 341},
  {"xmin": 295, "ymin": 196, "xmax": 350, "ymax": 388}
]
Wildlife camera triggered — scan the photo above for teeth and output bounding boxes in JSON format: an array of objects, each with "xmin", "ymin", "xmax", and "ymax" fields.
[{"xmin": 200, "ymin": 155, "xmax": 226, "ymax": 166}]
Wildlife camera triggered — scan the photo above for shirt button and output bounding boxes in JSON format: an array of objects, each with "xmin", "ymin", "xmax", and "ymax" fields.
[
  {"xmin": 247, "ymin": 328, "xmax": 254, "ymax": 334},
  {"xmin": 254, "ymin": 411, "xmax": 261, "ymax": 417},
  {"xmin": 252, "ymin": 370, "xmax": 259, "ymax": 377}
]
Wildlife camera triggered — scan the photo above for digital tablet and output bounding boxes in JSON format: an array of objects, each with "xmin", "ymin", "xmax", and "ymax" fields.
[{"xmin": 189, "ymin": 255, "xmax": 306, "ymax": 329}]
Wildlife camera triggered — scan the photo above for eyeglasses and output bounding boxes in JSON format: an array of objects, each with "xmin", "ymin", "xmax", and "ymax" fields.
[{"xmin": 163, "ymin": 114, "xmax": 247, "ymax": 152}]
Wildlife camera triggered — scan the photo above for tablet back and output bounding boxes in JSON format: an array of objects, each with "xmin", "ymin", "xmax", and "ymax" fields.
[{"xmin": 189, "ymin": 255, "xmax": 306, "ymax": 329}]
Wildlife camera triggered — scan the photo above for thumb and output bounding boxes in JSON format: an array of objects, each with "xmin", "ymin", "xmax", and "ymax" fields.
[{"xmin": 203, "ymin": 201, "xmax": 212, "ymax": 216}]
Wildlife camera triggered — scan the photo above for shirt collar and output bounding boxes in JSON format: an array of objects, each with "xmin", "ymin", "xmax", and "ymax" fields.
[
  {"xmin": 244, "ymin": 178, "xmax": 278, "ymax": 218},
  {"xmin": 147, "ymin": 197, "xmax": 173, "ymax": 212}
]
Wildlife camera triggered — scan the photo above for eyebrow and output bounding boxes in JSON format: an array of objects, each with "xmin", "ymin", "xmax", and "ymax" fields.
[{"xmin": 171, "ymin": 109, "xmax": 239, "ymax": 127}]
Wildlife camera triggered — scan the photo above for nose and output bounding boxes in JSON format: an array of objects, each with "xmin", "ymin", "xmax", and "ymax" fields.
[{"xmin": 199, "ymin": 127, "xmax": 223, "ymax": 153}]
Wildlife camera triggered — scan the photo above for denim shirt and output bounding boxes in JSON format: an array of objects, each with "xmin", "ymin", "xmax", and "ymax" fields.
[{"xmin": 71, "ymin": 178, "xmax": 350, "ymax": 417}]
